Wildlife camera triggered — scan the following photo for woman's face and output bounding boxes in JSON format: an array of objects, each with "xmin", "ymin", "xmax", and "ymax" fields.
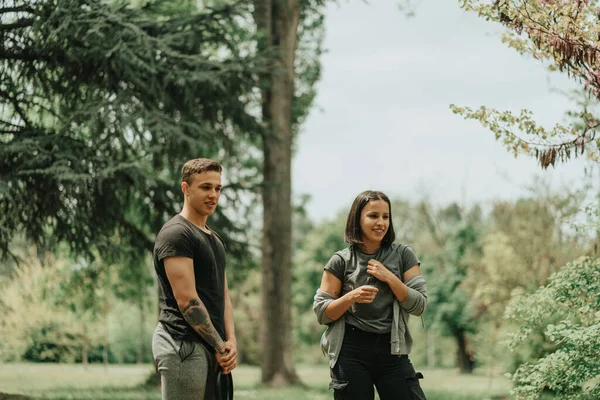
[{"xmin": 359, "ymin": 200, "xmax": 390, "ymax": 247}]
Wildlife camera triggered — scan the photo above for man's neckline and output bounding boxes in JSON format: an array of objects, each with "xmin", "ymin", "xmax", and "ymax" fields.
[{"xmin": 178, "ymin": 214, "xmax": 212, "ymax": 235}]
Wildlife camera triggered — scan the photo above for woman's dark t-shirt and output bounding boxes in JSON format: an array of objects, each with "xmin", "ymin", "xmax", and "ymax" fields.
[
  {"xmin": 324, "ymin": 243, "xmax": 420, "ymax": 333},
  {"xmin": 153, "ymin": 215, "xmax": 226, "ymax": 346}
]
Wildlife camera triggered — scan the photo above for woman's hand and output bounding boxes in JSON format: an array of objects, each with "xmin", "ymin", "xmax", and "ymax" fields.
[
  {"xmin": 348, "ymin": 285, "xmax": 379, "ymax": 304},
  {"xmin": 367, "ymin": 260, "xmax": 396, "ymax": 284}
]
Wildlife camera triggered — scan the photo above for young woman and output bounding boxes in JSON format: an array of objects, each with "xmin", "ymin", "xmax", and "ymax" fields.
[{"xmin": 313, "ymin": 190, "xmax": 428, "ymax": 400}]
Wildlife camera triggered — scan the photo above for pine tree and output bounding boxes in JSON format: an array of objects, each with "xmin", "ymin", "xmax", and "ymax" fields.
[{"xmin": 1, "ymin": 0, "xmax": 261, "ymax": 262}]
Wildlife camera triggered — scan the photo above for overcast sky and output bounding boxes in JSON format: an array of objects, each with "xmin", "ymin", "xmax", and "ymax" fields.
[{"xmin": 291, "ymin": 0, "xmax": 591, "ymax": 221}]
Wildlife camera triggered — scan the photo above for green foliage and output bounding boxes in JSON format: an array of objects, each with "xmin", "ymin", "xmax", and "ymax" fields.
[
  {"xmin": 290, "ymin": 208, "xmax": 346, "ymax": 363},
  {"xmin": 1, "ymin": 4, "xmax": 269, "ymax": 366},
  {"xmin": 22, "ymin": 323, "xmax": 81, "ymax": 363},
  {"xmin": 464, "ymin": 232, "xmax": 523, "ymax": 320},
  {"xmin": 293, "ymin": 2, "xmax": 325, "ymax": 137},
  {"xmin": 0, "ymin": 249, "xmax": 159, "ymax": 364},
  {"xmin": 22, "ymin": 327, "xmax": 119, "ymax": 364},
  {"xmin": 292, "ymin": 209, "xmax": 345, "ymax": 312},
  {"xmin": 449, "ymin": 104, "xmax": 599, "ymax": 165},
  {"xmin": 464, "ymin": 188, "xmax": 587, "ymax": 323},
  {"xmin": 425, "ymin": 262, "xmax": 477, "ymax": 337},
  {"xmin": 0, "ymin": 258, "xmax": 106, "ymax": 362},
  {"xmin": 455, "ymin": 0, "xmax": 600, "ymax": 168},
  {"xmin": 460, "ymin": 186, "xmax": 595, "ymax": 376},
  {"xmin": 0, "ymin": 0, "xmax": 262, "ymax": 265},
  {"xmin": 107, "ymin": 301, "xmax": 155, "ymax": 364},
  {"xmin": 418, "ymin": 204, "xmax": 482, "ymax": 369},
  {"xmin": 506, "ymin": 257, "xmax": 600, "ymax": 400},
  {"xmin": 229, "ymin": 269, "xmax": 261, "ymax": 365}
]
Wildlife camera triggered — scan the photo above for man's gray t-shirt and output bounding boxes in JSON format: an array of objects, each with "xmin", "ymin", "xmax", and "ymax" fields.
[
  {"xmin": 153, "ymin": 215, "xmax": 226, "ymax": 348},
  {"xmin": 324, "ymin": 243, "xmax": 420, "ymax": 333}
]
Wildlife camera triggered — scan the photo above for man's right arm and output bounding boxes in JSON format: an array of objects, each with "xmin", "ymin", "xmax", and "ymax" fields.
[{"xmin": 164, "ymin": 256, "xmax": 226, "ymax": 353}]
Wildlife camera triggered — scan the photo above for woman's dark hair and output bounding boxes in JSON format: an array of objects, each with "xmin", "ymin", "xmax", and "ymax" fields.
[{"xmin": 344, "ymin": 190, "xmax": 395, "ymax": 248}]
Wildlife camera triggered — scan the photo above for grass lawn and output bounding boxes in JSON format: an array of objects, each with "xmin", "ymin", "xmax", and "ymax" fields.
[{"xmin": 0, "ymin": 363, "xmax": 511, "ymax": 400}]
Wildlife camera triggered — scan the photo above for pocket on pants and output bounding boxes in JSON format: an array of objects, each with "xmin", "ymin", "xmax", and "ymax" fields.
[
  {"xmin": 405, "ymin": 372, "xmax": 426, "ymax": 400},
  {"xmin": 152, "ymin": 325, "xmax": 174, "ymax": 363},
  {"xmin": 329, "ymin": 379, "xmax": 349, "ymax": 392}
]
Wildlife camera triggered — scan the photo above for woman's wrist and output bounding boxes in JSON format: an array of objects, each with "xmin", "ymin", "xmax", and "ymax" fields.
[
  {"xmin": 343, "ymin": 291, "xmax": 357, "ymax": 304},
  {"xmin": 385, "ymin": 272, "xmax": 400, "ymax": 285}
]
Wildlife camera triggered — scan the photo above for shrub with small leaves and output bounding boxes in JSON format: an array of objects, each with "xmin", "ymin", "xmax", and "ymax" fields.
[{"xmin": 505, "ymin": 257, "xmax": 600, "ymax": 400}]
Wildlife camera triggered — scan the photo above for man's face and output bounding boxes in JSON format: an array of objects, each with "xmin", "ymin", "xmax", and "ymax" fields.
[{"xmin": 182, "ymin": 170, "xmax": 222, "ymax": 217}]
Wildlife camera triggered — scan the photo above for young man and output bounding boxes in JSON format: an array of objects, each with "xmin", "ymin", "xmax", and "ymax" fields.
[{"xmin": 152, "ymin": 158, "xmax": 237, "ymax": 400}]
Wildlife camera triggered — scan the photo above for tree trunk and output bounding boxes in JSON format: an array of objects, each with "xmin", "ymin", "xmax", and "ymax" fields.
[
  {"xmin": 427, "ymin": 331, "xmax": 436, "ymax": 369},
  {"xmin": 137, "ymin": 299, "xmax": 145, "ymax": 364},
  {"xmin": 153, "ymin": 285, "xmax": 161, "ymax": 386},
  {"xmin": 487, "ymin": 322, "xmax": 499, "ymax": 391},
  {"xmin": 254, "ymin": 0, "xmax": 301, "ymax": 386},
  {"xmin": 82, "ymin": 341, "xmax": 89, "ymax": 368},
  {"xmin": 455, "ymin": 330, "xmax": 474, "ymax": 374},
  {"xmin": 103, "ymin": 341, "xmax": 109, "ymax": 369},
  {"xmin": 104, "ymin": 301, "xmax": 110, "ymax": 369}
]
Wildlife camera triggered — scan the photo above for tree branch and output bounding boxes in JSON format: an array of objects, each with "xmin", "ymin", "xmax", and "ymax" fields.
[
  {"xmin": 0, "ymin": 5, "xmax": 35, "ymax": 14},
  {"xmin": 0, "ymin": 18, "xmax": 35, "ymax": 31},
  {"xmin": 0, "ymin": 48, "xmax": 40, "ymax": 62},
  {"xmin": 0, "ymin": 89, "xmax": 31, "ymax": 127},
  {"xmin": 506, "ymin": 123, "xmax": 599, "ymax": 149}
]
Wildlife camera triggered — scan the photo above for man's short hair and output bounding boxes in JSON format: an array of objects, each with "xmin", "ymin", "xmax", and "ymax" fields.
[{"xmin": 181, "ymin": 158, "xmax": 222, "ymax": 184}]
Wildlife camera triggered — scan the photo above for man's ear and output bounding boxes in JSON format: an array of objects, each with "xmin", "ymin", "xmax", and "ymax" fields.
[{"xmin": 181, "ymin": 181, "xmax": 189, "ymax": 196}]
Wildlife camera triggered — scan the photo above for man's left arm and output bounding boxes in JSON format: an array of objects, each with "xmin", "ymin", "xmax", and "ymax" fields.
[{"xmin": 217, "ymin": 275, "xmax": 237, "ymax": 374}]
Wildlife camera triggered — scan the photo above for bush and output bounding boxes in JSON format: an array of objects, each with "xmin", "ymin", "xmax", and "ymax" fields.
[
  {"xmin": 22, "ymin": 323, "xmax": 80, "ymax": 363},
  {"xmin": 506, "ymin": 257, "xmax": 600, "ymax": 400}
]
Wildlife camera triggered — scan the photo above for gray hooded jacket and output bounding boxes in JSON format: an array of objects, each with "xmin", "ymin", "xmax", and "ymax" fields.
[{"xmin": 313, "ymin": 272, "xmax": 427, "ymax": 368}]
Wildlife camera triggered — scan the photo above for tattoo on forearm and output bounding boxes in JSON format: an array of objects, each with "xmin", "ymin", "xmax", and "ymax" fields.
[{"xmin": 181, "ymin": 299, "xmax": 225, "ymax": 352}]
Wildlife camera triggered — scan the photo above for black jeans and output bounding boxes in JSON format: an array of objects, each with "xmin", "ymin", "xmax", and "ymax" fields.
[{"xmin": 329, "ymin": 324, "xmax": 427, "ymax": 400}]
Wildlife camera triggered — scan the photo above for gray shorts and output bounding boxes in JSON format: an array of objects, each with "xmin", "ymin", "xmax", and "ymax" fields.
[{"xmin": 152, "ymin": 323, "xmax": 217, "ymax": 400}]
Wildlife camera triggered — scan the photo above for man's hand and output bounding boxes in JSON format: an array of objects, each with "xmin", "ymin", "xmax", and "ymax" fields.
[{"xmin": 215, "ymin": 340, "xmax": 238, "ymax": 374}]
